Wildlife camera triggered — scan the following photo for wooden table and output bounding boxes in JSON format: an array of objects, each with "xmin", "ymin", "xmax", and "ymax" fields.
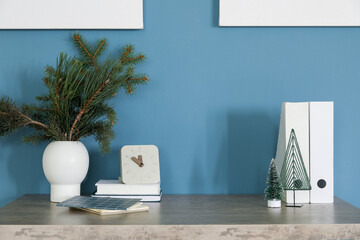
[{"xmin": 1, "ymin": 194, "xmax": 360, "ymax": 239}]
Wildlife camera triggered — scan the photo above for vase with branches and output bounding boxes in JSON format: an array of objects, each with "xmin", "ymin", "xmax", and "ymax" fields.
[{"xmin": 0, "ymin": 33, "xmax": 148, "ymax": 201}]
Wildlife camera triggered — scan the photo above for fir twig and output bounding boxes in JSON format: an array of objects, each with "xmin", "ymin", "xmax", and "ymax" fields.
[
  {"xmin": 93, "ymin": 40, "xmax": 106, "ymax": 59},
  {"xmin": 73, "ymin": 34, "xmax": 98, "ymax": 70},
  {"xmin": 126, "ymin": 80, "xmax": 132, "ymax": 94},
  {"xmin": 45, "ymin": 68, "xmax": 56, "ymax": 75},
  {"xmin": 69, "ymin": 79, "xmax": 110, "ymax": 140},
  {"xmin": 56, "ymin": 78, "xmax": 62, "ymax": 96},
  {"xmin": 36, "ymin": 95, "xmax": 51, "ymax": 101},
  {"xmin": 122, "ymin": 46, "xmax": 133, "ymax": 59},
  {"xmin": 129, "ymin": 76, "xmax": 148, "ymax": 82},
  {"xmin": 121, "ymin": 55, "xmax": 144, "ymax": 64},
  {"xmin": 13, "ymin": 108, "xmax": 48, "ymax": 130}
]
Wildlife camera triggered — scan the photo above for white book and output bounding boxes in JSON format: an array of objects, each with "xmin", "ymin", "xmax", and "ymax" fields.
[
  {"xmin": 275, "ymin": 102, "xmax": 310, "ymax": 203},
  {"xmin": 95, "ymin": 179, "xmax": 161, "ymax": 195},
  {"xmin": 309, "ymin": 102, "xmax": 334, "ymax": 203},
  {"xmin": 93, "ymin": 191, "xmax": 162, "ymax": 202}
]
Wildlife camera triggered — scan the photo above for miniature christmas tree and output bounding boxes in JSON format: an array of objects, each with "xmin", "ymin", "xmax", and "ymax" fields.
[
  {"xmin": 280, "ymin": 129, "xmax": 311, "ymax": 207},
  {"xmin": 265, "ymin": 159, "xmax": 284, "ymax": 201}
]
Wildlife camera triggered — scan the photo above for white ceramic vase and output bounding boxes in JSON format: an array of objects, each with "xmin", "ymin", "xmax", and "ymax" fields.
[
  {"xmin": 43, "ymin": 141, "xmax": 89, "ymax": 202},
  {"xmin": 267, "ymin": 199, "xmax": 281, "ymax": 208}
]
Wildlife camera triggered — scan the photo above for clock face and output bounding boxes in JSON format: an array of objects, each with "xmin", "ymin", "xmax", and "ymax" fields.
[{"xmin": 121, "ymin": 145, "xmax": 160, "ymax": 184}]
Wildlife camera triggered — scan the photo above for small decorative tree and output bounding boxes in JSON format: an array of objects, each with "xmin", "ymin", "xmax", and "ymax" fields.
[
  {"xmin": 280, "ymin": 129, "xmax": 311, "ymax": 207},
  {"xmin": 265, "ymin": 159, "xmax": 284, "ymax": 207}
]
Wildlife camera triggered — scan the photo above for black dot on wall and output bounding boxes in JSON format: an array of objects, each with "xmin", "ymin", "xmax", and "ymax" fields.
[{"xmin": 317, "ymin": 179, "xmax": 327, "ymax": 189}]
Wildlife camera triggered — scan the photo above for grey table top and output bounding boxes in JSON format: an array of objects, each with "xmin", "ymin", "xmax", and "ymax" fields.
[{"xmin": 0, "ymin": 194, "xmax": 360, "ymax": 225}]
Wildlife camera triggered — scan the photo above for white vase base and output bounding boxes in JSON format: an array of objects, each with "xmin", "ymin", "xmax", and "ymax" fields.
[
  {"xmin": 267, "ymin": 199, "xmax": 281, "ymax": 208},
  {"xmin": 50, "ymin": 184, "xmax": 80, "ymax": 202}
]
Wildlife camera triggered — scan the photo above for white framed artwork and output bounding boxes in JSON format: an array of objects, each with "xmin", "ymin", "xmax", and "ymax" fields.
[
  {"xmin": 0, "ymin": 0, "xmax": 143, "ymax": 29},
  {"xmin": 219, "ymin": 0, "xmax": 360, "ymax": 26}
]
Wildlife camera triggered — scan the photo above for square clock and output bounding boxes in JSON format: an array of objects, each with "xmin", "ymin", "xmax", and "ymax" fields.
[{"xmin": 120, "ymin": 145, "xmax": 160, "ymax": 184}]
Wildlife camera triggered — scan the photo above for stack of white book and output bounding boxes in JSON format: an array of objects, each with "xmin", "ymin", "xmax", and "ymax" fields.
[{"xmin": 93, "ymin": 179, "xmax": 162, "ymax": 202}]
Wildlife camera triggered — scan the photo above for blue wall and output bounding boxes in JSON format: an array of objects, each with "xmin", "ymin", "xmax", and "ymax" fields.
[{"xmin": 1, "ymin": 0, "xmax": 360, "ymax": 208}]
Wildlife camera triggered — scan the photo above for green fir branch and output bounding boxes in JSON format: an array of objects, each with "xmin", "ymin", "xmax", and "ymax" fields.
[{"xmin": 0, "ymin": 33, "xmax": 148, "ymax": 153}]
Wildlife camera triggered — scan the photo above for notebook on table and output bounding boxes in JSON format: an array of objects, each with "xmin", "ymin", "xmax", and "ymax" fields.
[
  {"xmin": 76, "ymin": 203, "xmax": 149, "ymax": 216},
  {"xmin": 56, "ymin": 196, "xmax": 142, "ymax": 210}
]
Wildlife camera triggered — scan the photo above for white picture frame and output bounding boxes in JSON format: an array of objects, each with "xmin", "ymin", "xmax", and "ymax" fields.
[
  {"xmin": 0, "ymin": 0, "xmax": 143, "ymax": 29},
  {"xmin": 219, "ymin": 0, "xmax": 360, "ymax": 26}
]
